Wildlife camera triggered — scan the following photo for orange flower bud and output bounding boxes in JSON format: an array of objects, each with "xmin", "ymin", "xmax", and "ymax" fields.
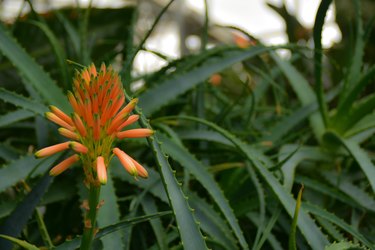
[
  {"xmin": 96, "ymin": 156, "xmax": 107, "ymax": 184},
  {"xmin": 46, "ymin": 112, "xmax": 74, "ymax": 131},
  {"xmin": 116, "ymin": 128, "xmax": 154, "ymax": 139},
  {"xmin": 69, "ymin": 142, "xmax": 88, "ymax": 154},
  {"xmin": 35, "ymin": 142, "xmax": 70, "ymax": 158},
  {"xmin": 49, "ymin": 154, "xmax": 79, "ymax": 176},
  {"xmin": 113, "ymin": 148, "xmax": 138, "ymax": 177},
  {"xmin": 58, "ymin": 128, "xmax": 79, "ymax": 140}
]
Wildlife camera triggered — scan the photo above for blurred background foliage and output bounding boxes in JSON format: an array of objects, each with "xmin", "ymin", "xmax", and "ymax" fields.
[{"xmin": 0, "ymin": 0, "xmax": 374, "ymax": 249}]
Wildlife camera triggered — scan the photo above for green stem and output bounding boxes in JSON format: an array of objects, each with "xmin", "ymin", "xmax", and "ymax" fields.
[
  {"xmin": 80, "ymin": 185, "xmax": 101, "ymax": 250},
  {"xmin": 35, "ymin": 208, "xmax": 54, "ymax": 249}
]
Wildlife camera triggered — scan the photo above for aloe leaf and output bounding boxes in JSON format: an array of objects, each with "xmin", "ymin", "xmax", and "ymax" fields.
[
  {"xmin": 325, "ymin": 132, "xmax": 375, "ymax": 193},
  {"xmin": 303, "ymin": 203, "xmax": 373, "ymax": 248},
  {"xmin": 0, "ymin": 235, "xmax": 39, "ymax": 250},
  {"xmin": 313, "ymin": 0, "xmax": 332, "ymax": 126},
  {"xmin": 0, "ymin": 144, "xmax": 19, "ymax": 161},
  {"xmin": 168, "ymin": 115, "xmax": 329, "ymax": 249},
  {"xmin": 141, "ymin": 195, "xmax": 168, "ymax": 250},
  {"xmin": 315, "ymin": 217, "xmax": 344, "ymax": 242},
  {"xmin": 0, "ymin": 173, "xmax": 53, "ymax": 250},
  {"xmin": 271, "ymin": 53, "xmax": 324, "ymax": 141},
  {"xmin": 55, "ymin": 211, "xmax": 172, "ymax": 250},
  {"xmin": 246, "ymin": 163, "xmax": 266, "ymax": 250},
  {"xmin": 28, "ymin": 20, "xmax": 69, "ymax": 87},
  {"xmin": 145, "ymin": 134, "xmax": 208, "ymax": 249},
  {"xmin": 340, "ymin": 0, "xmax": 364, "ymax": 99},
  {"xmin": 97, "ymin": 171, "xmax": 123, "ymax": 249},
  {"xmin": 343, "ymin": 93, "xmax": 375, "ymax": 132},
  {"xmin": 295, "ymin": 176, "xmax": 374, "ymax": 212},
  {"xmin": 188, "ymin": 193, "xmax": 238, "ymax": 250},
  {"xmin": 0, "ymin": 88, "xmax": 48, "ymax": 115},
  {"xmin": 337, "ymin": 64, "xmax": 375, "ymax": 119},
  {"xmin": 0, "ymin": 109, "xmax": 34, "ymax": 128},
  {"xmin": 279, "ymin": 145, "xmax": 331, "ymax": 191},
  {"xmin": 55, "ymin": 11, "xmax": 80, "ymax": 56},
  {"xmin": 247, "ymin": 213, "xmax": 283, "ymax": 250},
  {"xmin": 344, "ymin": 112, "xmax": 375, "ymax": 137},
  {"xmin": 139, "ymin": 46, "xmax": 270, "ymax": 115},
  {"xmin": 0, "ymin": 23, "xmax": 69, "ymax": 111},
  {"xmin": 0, "ymin": 155, "xmax": 41, "ymax": 193},
  {"xmin": 112, "ymin": 161, "xmax": 238, "ymax": 249},
  {"xmin": 177, "ymin": 129, "xmax": 232, "ymax": 146},
  {"xmin": 159, "ymin": 134, "xmax": 247, "ymax": 249},
  {"xmin": 324, "ymin": 241, "xmax": 364, "ymax": 250},
  {"xmin": 321, "ymin": 171, "xmax": 375, "ymax": 213}
]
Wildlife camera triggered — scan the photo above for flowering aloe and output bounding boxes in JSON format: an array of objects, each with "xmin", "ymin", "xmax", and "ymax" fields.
[{"xmin": 35, "ymin": 63, "xmax": 153, "ymax": 185}]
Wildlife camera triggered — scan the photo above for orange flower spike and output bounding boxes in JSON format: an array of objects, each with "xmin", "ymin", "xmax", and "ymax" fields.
[
  {"xmin": 117, "ymin": 115, "xmax": 139, "ymax": 131},
  {"xmin": 73, "ymin": 113, "xmax": 87, "ymax": 137},
  {"xmin": 117, "ymin": 128, "xmax": 154, "ymax": 139},
  {"xmin": 49, "ymin": 106, "xmax": 73, "ymax": 125},
  {"xmin": 69, "ymin": 142, "xmax": 88, "ymax": 154},
  {"xmin": 49, "ymin": 154, "xmax": 79, "ymax": 176},
  {"xmin": 58, "ymin": 128, "xmax": 79, "ymax": 140},
  {"xmin": 46, "ymin": 112, "xmax": 74, "ymax": 131},
  {"xmin": 35, "ymin": 142, "xmax": 70, "ymax": 158},
  {"xmin": 113, "ymin": 148, "xmax": 138, "ymax": 177},
  {"xmin": 96, "ymin": 156, "xmax": 107, "ymax": 185},
  {"xmin": 35, "ymin": 63, "xmax": 150, "ymax": 185}
]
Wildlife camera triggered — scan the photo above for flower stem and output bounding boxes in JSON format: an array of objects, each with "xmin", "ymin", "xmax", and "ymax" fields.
[{"xmin": 80, "ymin": 185, "xmax": 101, "ymax": 250}]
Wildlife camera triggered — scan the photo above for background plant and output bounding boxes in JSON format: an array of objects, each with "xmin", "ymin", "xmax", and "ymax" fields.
[{"xmin": 0, "ymin": 0, "xmax": 374, "ymax": 249}]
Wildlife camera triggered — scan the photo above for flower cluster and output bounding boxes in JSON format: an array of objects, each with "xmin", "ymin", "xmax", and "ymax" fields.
[{"xmin": 35, "ymin": 63, "xmax": 153, "ymax": 186}]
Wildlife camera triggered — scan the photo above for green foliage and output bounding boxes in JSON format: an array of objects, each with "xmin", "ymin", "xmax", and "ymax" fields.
[{"xmin": 0, "ymin": 1, "xmax": 375, "ymax": 250}]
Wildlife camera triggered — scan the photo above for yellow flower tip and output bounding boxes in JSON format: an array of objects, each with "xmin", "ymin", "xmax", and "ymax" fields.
[
  {"xmin": 116, "ymin": 128, "xmax": 154, "ymax": 139},
  {"xmin": 35, "ymin": 142, "xmax": 71, "ymax": 158},
  {"xmin": 69, "ymin": 142, "xmax": 88, "ymax": 154},
  {"xmin": 113, "ymin": 148, "xmax": 138, "ymax": 177},
  {"xmin": 96, "ymin": 156, "xmax": 107, "ymax": 185},
  {"xmin": 49, "ymin": 154, "xmax": 79, "ymax": 176}
]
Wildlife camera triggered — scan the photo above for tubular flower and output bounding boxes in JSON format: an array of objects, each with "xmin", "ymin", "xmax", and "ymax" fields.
[{"xmin": 34, "ymin": 63, "xmax": 153, "ymax": 186}]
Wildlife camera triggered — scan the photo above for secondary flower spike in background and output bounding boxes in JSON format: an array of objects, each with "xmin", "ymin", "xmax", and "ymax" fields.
[{"xmin": 35, "ymin": 63, "xmax": 153, "ymax": 186}]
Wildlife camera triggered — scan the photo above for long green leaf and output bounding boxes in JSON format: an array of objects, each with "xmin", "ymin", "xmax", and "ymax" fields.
[
  {"xmin": 313, "ymin": 0, "xmax": 332, "ymax": 126},
  {"xmin": 139, "ymin": 46, "xmax": 270, "ymax": 115},
  {"xmin": 97, "ymin": 172, "xmax": 123, "ymax": 249},
  {"xmin": 271, "ymin": 53, "xmax": 324, "ymax": 141},
  {"xmin": 279, "ymin": 145, "xmax": 331, "ymax": 191},
  {"xmin": 0, "ymin": 110, "xmax": 34, "ymax": 128},
  {"xmin": 28, "ymin": 20, "xmax": 69, "ymax": 87},
  {"xmin": 340, "ymin": 0, "xmax": 364, "ymax": 99},
  {"xmin": 167, "ymin": 116, "xmax": 329, "ymax": 249},
  {"xmin": 159, "ymin": 134, "xmax": 248, "ymax": 249},
  {"xmin": 0, "ymin": 88, "xmax": 48, "ymax": 115},
  {"xmin": 141, "ymin": 195, "xmax": 168, "ymax": 250},
  {"xmin": 112, "ymin": 160, "xmax": 237, "ymax": 249},
  {"xmin": 0, "ymin": 173, "xmax": 53, "ymax": 250},
  {"xmin": 325, "ymin": 131, "xmax": 375, "ymax": 193},
  {"xmin": 126, "ymin": 93, "xmax": 209, "ymax": 249},
  {"xmin": 303, "ymin": 203, "xmax": 373, "ymax": 248},
  {"xmin": 0, "ymin": 23, "xmax": 69, "ymax": 111}
]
